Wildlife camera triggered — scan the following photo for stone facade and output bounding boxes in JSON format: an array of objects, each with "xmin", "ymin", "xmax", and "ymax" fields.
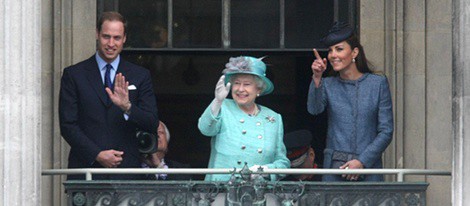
[
  {"xmin": 0, "ymin": 0, "xmax": 42, "ymax": 205},
  {"xmin": 360, "ymin": 1, "xmax": 453, "ymax": 205}
]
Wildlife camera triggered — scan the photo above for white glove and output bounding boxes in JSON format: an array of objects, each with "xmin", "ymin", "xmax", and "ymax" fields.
[{"xmin": 211, "ymin": 75, "xmax": 231, "ymax": 116}]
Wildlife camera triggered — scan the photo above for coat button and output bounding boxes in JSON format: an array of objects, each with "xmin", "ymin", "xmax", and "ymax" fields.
[
  {"xmin": 256, "ymin": 122, "xmax": 261, "ymax": 126},
  {"xmin": 258, "ymin": 148, "xmax": 262, "ymax": 153},
  {"xmin": 242, "ymin": 130, "xmax": 247, "ymax": 134},
  {"xmin": 237, "ymin": 160, "xmax": 242, "ymax": 165},
  {"xmin": 257, "ymin": 135, "xmax": 262, "ymax": 139},
  {"xmin": 240, "ymin": 119, "xmax": 245, "ymax": 123},
  {"xmin": 241, "ymin": 145, "xmax": 246, "ymax": 150}
]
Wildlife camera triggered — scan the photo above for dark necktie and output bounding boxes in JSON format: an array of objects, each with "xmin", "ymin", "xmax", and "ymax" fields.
[{"xmin": 104, "ymin": 64, "xmax": 113, "ymax": 90}]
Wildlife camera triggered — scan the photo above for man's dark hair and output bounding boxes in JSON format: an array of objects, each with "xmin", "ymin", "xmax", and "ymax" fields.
[{"xmin": 97, "ymin": 11, "xmax": 127, "ymax": 35}]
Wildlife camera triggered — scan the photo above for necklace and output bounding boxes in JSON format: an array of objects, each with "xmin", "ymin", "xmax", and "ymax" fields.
[
  {"xmin": 240, "ymin": 104, "xmax": 259, "ymax": 116},
  {"xmin": 248, "ymin": 105, "xmax": 259, "ymax": 116}
]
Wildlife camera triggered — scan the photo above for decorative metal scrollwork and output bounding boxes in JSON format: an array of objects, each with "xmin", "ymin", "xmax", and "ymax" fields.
[
  {"xmin": 152, "ymin": 194, "xmax": 167, "ymax": 206},
  {"xmin": 226, "ymin": 163, "xmax": 268, "ymax": 206},
  {"xmin": 117, "ymin": 193, "xmax": 142, "ymax": 206},
  {"xmin": 64, "ymin": 177, "xmax": 429, "ymax": 206},
  {"xmin": 171, "ymin": 193, "xmax": 187, "ymax": 206},
  {"xmin": 189, "ymin": 182, "xmax": 220, "ymax": 206},
  {"xmin": 405, "ymin": 193, "xmax": 420, "ymax": 206},
  {"xmin": 301, "ymin": 192, "xmax": 321, "ymax": 206},
  {"xmin": 332, "ymin": 196, "xmax": 347, "ymax": 206},
  {"xmin": 72, "ymin": 192, "xmax": 86, "ymax": 206},
  {"xmin": 273, "ymin": 181, "xmax": 305, "ymax": 206},
  {"xmin": 95, "ymin": 192, "xmax": 113, "ymax": 206}
]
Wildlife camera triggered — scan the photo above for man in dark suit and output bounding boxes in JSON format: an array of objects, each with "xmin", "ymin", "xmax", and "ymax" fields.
[
  {"xmin": 59, "ymin": 11, "xmax": 158, "ymax": 180},
  {"xmin": 142, "ymin": 121, "xmax": 192, "ymax": 180}
]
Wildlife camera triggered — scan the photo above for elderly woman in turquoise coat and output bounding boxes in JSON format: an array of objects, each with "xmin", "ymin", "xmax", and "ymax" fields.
[{"xmin": 198, "ymin": 56, "xmax": 290, "ymax": 181}]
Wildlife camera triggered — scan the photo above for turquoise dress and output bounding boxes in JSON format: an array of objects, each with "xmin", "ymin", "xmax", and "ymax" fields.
[{"xmin": 198, "ymin": 99, "xmax": 290, "ymax": 181}]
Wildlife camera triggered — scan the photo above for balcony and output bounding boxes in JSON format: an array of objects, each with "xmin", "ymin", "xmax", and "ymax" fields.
[{"xmin": 43, "ymin": 168, "xmax": 450, "ymax": 206}]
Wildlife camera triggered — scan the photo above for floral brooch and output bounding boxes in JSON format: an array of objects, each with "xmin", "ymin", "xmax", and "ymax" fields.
[{"xmin": 265, "ymin": 115, "xmax": 276, "ymax": 123}]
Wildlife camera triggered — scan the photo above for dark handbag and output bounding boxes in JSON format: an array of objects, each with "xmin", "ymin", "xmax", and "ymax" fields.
[{"xmin": 331, "ymin": 150, "xmax": 364, "ymax": 180}]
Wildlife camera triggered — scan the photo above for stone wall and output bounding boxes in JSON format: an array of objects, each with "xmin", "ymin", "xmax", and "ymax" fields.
[
  {"xmin": 360, "ymin": 0, "xmax": 453, "ymax": 205},
  {"xmin": 452, "ymin": 0, "xmax": 470, "ymax": 205}
]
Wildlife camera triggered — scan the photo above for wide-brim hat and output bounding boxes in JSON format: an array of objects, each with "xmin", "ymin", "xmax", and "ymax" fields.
[
  {"xmin": 222, "ymin": 56, "xmax": 274, "ymax": 96},
  {"xmin": 320, "ymin": 21, "xmax": 354, "ymax": 47}
]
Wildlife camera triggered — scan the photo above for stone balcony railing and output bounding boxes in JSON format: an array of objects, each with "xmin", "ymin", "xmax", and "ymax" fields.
[{"xmin": 43, "ymin": 167, "xmax": 450, "ymax": 206}]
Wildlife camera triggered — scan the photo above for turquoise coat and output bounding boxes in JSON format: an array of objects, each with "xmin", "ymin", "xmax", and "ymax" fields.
[{"xmin": 198, "ymin": 99, "xmax": 290, "ymax": 181}]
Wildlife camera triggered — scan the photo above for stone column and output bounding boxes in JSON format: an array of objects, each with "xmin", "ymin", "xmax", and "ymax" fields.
[
  {"xmin": 0, "ymin": 0, "xmax": 42, "ymax": 205},
  {"xmin": 453, "ymin": 0, "xmax": 470, "ymax": 205},
  {"xmin": 41, "ymin": 0, "xmax": 96, "ymax": 205}
]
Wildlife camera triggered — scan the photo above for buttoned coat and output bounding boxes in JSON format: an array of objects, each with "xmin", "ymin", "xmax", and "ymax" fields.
[
  {"xmin": 198, "ymin": 99, "xmax": 290, "ymax": 181},
  {"xmin": 307, "ymin": 73, "xmax": 393, "ymax": 181},
  {"xmin": 59, "ymin": 55, "xmax": 158, "ymax": 180}
]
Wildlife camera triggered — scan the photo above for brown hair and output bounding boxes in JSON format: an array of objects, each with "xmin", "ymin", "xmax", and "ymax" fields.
[
  {"xmin": 345, "ymin": 35, "xmax": 373, "ymax": 73},
  {"xmin": 97, "ymin": 11, "xmax": 127, "ymax": 35}
]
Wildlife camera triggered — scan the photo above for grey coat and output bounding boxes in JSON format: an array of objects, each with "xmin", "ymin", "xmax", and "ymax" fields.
[{"xmin": 307, "ymin": 73, "xmax": 393, "ymax": 181}]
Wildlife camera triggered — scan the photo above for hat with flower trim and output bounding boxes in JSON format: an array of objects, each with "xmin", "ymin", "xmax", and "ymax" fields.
[{"xmin": 222, "ymin": 56, "xmax": 274, "ymax": 96}]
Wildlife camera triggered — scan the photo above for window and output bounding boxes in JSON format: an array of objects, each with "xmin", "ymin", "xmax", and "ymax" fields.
[
  {"xmin": 98, "ymin": 0, "xmax": 357, "ymax": 178},
  {"xmin": 99, "ymin": 0, "xmax": 356, "ymax": 50}
]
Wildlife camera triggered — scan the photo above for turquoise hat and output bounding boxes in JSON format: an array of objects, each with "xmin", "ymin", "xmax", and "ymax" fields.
[{"xmin": 222, "ymin": 56, "xmax": 274, "ymax": 96}]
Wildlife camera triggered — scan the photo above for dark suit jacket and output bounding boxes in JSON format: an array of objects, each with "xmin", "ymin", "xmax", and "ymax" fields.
[{"xmin": 59, "ymin": 55, "xmax": 158, "ymax": 180}]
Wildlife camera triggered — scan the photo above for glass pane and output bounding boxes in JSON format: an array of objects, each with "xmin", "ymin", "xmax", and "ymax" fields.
[
  {"xmin": 119, "ymin": 0, "xmax": 168, "ymax": 48},
  {"xmin": 338, "ymin": 0, "xmax": 357, "ymax": 28},
  {"xmin": 231, "ymin": 0, "xmax": 280, "ymax": 48},
  {"xmin": 173, "ymin": 0, "xmax": 222, "ymax": 48},
  {"xmin": 285, "ymin": 0, "xmax": 334, "ymax": 48}
]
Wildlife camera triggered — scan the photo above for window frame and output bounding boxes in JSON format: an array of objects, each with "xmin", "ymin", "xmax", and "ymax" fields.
[{"xmin": 97, "ymin": 0, "xmax": 358, "ymax": 52}]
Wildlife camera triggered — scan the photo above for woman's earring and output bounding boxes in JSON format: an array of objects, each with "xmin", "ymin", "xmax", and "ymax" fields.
[
  {"xmin": 352, "ymin": 58, "xmax": 356, "ymax": 63},
  {"xmin": 257, "ymin": 93, "xmax": 260, "ymax": 97}
]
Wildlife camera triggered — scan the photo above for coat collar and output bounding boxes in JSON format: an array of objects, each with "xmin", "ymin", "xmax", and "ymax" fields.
[{"xmin": 338, "ymin": 73, "xmax": 369, "ymax": 84}]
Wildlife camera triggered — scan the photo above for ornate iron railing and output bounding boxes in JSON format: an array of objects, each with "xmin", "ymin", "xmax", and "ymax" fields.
[{"xmin": 42, "ymin": 167, "xmax": 450, "ymax": 206}]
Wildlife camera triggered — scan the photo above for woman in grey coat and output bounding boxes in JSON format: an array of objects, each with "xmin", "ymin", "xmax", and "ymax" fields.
[{"xmin": 307, "ymin": 22, "xmax": 393, "ymax": 181}]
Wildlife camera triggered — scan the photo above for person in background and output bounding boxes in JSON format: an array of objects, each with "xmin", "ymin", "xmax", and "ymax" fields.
[
  {"xmin": 198, "ymin": 56, "xmax": 290, "ymax": 181},
  {"xmin": 282, "ymin": 130, "xmax": 320, "ymax": 181},
  {"xmin": 142, "ymin": 121, "xmax": 192, "ymax": 180},
  {"xmin": 307, "ymin": 22, "xmax": 393, "ymax": 181},
  {"xmin": 59, "ymin": 11, "xmax": 158, "ymax": 180}
]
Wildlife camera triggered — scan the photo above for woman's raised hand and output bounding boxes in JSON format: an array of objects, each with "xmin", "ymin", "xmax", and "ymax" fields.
[
  {"xmin": 215, "ymin": 75, "xmax": 231, "ymax": 102},
  {"xmin": 311, "ymin": 49, "xmax": 328, "ymax": 87},
  {"xmin": 311, "ymin": 49, "xmax": 327, "ymax": 78},
  {"xmin": 211, "ymin": 75, "xmax": 231, "ymax": 116}
]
